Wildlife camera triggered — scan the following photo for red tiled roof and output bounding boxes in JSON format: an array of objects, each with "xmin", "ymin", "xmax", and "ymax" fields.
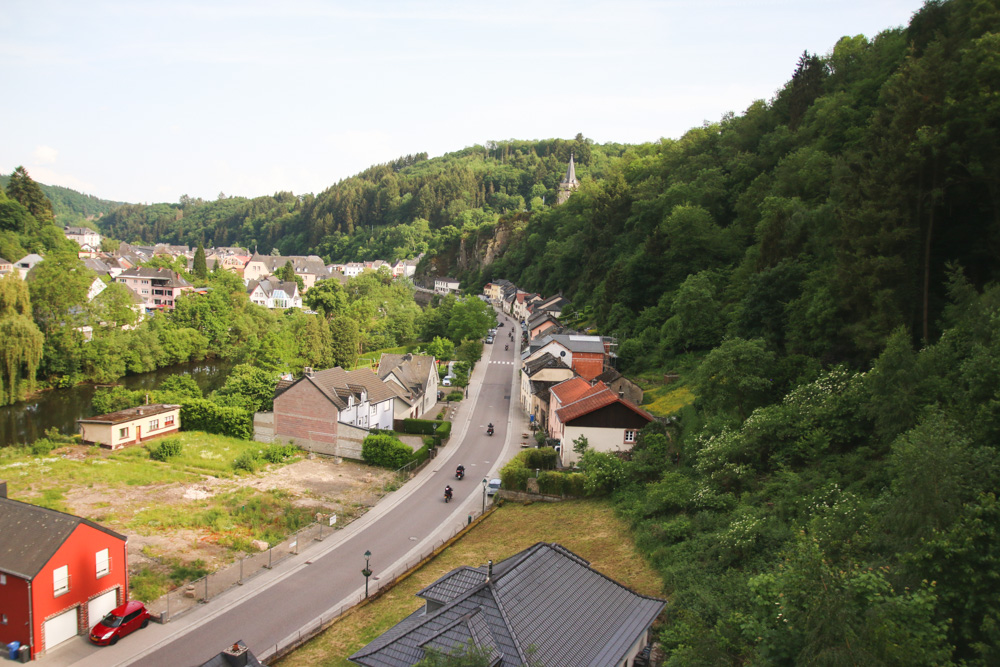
[
  {"xmin": 555, "ymin": 388, "xmax": 655, "ymax": 424},
  {"xmin": 549, "ymin": 377, "xmax": 593, "ymax": 406}
]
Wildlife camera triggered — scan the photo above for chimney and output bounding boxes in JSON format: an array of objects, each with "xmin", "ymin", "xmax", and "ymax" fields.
[
  {"xmin": 486, "ymin": 560, "xmax": 493, "ymax": 582},
  {"xmin": 304, "ymin": 366, "xmax": 314, "ymax": 377},
  {"xmin": 0, "ymin": 480, "xmax": 7, "ymax": 499},
  {"xmin": 619, "ymin": 389, "xmax": 624, "ymax": 399},
  {"xmin": 222, "ymin": 641, "xmax": 250, "ymax": 667}
]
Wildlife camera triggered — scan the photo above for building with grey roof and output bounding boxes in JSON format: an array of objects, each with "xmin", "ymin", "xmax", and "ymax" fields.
[
  {"xmin": 377, "ymin": 353, "xmax": 439, "ymax": 419},
  {"xmin": 349, "ymin": 542, "xmax": 664, "ymax": 667}
]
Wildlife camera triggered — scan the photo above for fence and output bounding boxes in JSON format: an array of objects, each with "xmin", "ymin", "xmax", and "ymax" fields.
[
  {"xmin": 145, "ymin": 454, "xmax": 433, "ymax": 625},
  {"xmin": 258, "ymin": 507, "xmax": 495, "ymax": 664}
]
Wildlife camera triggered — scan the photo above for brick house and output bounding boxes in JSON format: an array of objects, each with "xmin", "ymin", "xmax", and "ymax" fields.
[
  {"xmin": 77, "ymin": 404, "xmax": 181, "ymax": 449},
  {"xmin": 272, "ymin": 367, "xmax": 405, "ymax": 451},
  {"xmin": 0, "ymin": 482, "xmax": 129, "ymax": 659}
]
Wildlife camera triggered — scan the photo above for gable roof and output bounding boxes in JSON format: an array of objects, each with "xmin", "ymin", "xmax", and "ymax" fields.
[
  {"xmin": 377, "ymin": 353, "xmax": 435, "ymax": 400},
  {"xmin": 522, "ymin": 352, "xmax": 572, "ymax": 378},
  {"xmin": 0, "ymin": 496, "xmax": 126, "ymax": 579},
  {"xmin": 349, "ymin": 542, "xmax": 664, "ymax": 667},
  {"xmin": 248, "ymin": 253, "xmax": 326, "ymax": 276},
  {"xmin": 549, "ymin": 377, "xmax": 598, "ymax": 406},
  {"xmin": 247, "ymin": 275, "xmax": 298, "ymax": 299},
  {"xmin": 555, "ymin": 387, "xmax": 654, "ymax": 425}
]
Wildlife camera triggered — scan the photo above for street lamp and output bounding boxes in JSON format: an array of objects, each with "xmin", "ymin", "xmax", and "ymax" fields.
[
  {"xmin": 482, "ymin": 477, "xmax": 488, "ymax": 514},
  {"xmin": 362, "ymin": 550, "xmax": 372, "ymax": 598}
]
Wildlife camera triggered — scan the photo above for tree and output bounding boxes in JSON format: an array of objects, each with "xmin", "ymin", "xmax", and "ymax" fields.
[
  {"xmin": 193, "ymin": 242, "xmax": 208, "ymax": 280},
  {"xmin": 304, "ymin": 279, "xmax": 348, "ymax": 318},
  {"xmin": 211, "ymin": 363, "xmax": 278, "ymax": 413},
  {"xmin": 5, "ymin": 166, "xmax": 54, "ymax": 225},
  {"xmin": 695, "ymin": 337, "xmax": 776, "ymax": 421},
  {"xmin": 424, "ymin": 336, "xmax": 455, "ymax": 362},
  {"xmin": 0, "ymin": 273, "xmax": 44, "ymax": 404}
]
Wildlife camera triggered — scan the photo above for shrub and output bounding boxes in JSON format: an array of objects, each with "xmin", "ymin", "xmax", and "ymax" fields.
[
  {"xmin": 30, "ymin": 439, "xmax": 57, "ymax": 456},
  {"xmin": 149, "ymin": 438, "xmax": 182, "ymax": 461},
  {"xmin": 262, "ymin": 443, "xmax": 297, "ymax": 463},
  {"xmin": 447, "ymin": 391, "xmax": 464, "ymax": 402},
  {"xmin": 181, "ymin": 399, "xmax": 253, "ymax": 439},
  {"xmin": 232, "ymin": 450, "xmax": 261, "ymax": 473},
  {"xmin": 523, "ymin": 447, "xmax": 559, "ymax": 470},
  {"xmin": 362, "ymin": 433, "xmax": 414, "ymax": 469}
]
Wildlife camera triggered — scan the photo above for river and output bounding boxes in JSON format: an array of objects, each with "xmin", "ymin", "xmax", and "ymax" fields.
[{"xmin": 0, "ymin": 359, "xmax": 233, "ymax": 448}]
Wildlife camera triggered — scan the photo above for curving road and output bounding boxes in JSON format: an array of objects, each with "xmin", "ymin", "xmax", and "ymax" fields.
[{"xmin": 42, "ymin": 310, "xmax": 527, "ymax": 667}]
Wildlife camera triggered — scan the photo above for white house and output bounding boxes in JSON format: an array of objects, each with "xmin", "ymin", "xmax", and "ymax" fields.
[
  {"xmin": 433, "ymin": 277, "xmax": 460, "ymax": 295},
  {"xmin": 247, "ymin": 276, "xmax": 302, "ymax": 309}
]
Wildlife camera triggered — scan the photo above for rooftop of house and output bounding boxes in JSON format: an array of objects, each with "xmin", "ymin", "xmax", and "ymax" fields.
[
  {"xmin": 248, "ymin": 253, "xmax": 327, "ymax": 274},
  {"xmin": 0, "ymin": 487, "xmax": 126, "ymax": 580},
  {"xmin": 247, "ymin": 275, "xmax": 299, "ymax": 298},
  {"xmin": 77, "ymin": 403, "xmax": 180, "ymax": 425},
  {"xmin": 555, "ymin": 386, "xmax": 654, "ymax": 424},
  {"xmin": 377, "ymin": 353, "xmax": 435, "ymax": 400},
  {"xmin": 278, "ymin": 366, "xmax": 407, "ymax": 409},
  {"xmin": 349, "ymin": 542, "xmax": 664, "ymax": 667},
  {"xmin": 550, "ymin": 377, "xmax": 603, "ymax": 406},
  {"xmin": 117, "ymin": 267, "xmax": 193, "ymax": 288},
  {"xmin": 522, "ymin": 352, "xmax": 573, "ymax": 377}
]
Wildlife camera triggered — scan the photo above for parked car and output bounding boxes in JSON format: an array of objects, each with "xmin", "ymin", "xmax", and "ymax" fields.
[
  {"xmin": 90, "ymin": 601, "xmax": 151, "ymax": 646},
  {"xmin": 486, "ymin": 336, "xmax": 494, "ymax": 344},
  {"xmin": 487, "ymin": 478, "xmax": 502, "ymax": 495}
]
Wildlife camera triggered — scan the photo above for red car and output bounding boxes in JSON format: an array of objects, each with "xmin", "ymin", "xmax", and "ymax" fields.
[{"xmin": 89, "ymin": 601, "xmax": 151, "ymax": 646}]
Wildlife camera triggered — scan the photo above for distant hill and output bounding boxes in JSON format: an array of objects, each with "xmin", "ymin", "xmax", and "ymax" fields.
[{"xmin": 0, "ymin": 173, "xmax": 126, "ymax": 227}]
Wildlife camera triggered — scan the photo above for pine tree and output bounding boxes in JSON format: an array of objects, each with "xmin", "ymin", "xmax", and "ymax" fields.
[
  {"xmin": 193, "ymin": 242, "xmax": 208, "ymax": 279},
  {"xmin": 5, "ymin": 166, "xmax": 54, "ymax": 225}
]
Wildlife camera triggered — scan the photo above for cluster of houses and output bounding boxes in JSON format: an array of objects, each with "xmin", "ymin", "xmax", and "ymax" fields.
[
  {"xmin": 485, "ymin": 279, "xmax": 656, "ymax": 468},
  {"xmin": 0, "ymin": 226, "xmax": 426, "ymax": 319}
]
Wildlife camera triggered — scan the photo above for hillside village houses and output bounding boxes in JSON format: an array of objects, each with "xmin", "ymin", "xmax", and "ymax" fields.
[
  {"xmin": 64, "ymin": 226, "xmax": 102, "ymax": 249},
  {"xmin": 247, "ymin": 275, "xmax": 301, "ymax": 310},
  {"xmin": 485, "ymin": 279, "xmax": 655, "ymax": 467},
  {"xmin": 433, "ymin": 276, "xmax": 461, "ymax": 295}
]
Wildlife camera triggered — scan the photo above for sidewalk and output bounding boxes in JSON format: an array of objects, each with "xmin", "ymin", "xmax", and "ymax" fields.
[{"xmin": 38, "ymin": 321, "xmax": 527, "ymax": 667}]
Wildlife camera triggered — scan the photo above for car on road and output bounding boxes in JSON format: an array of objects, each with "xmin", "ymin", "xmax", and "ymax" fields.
[
  {"xmin": 487, "ymin": 478, "xmax": 501, "ymax": 495},
  {"xmin": 486, "ymin": 336, "xmax": 494, "ymax": 344},
  {"xmin": 90, "ymin": 601, "xmax": 151, "ymax": 646}
]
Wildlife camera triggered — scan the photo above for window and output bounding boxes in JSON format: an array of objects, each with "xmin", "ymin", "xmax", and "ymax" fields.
[
  {"xmin": 149, "ymin": 419, "xmax": 159, "ymax": 430},
  {"xmin": 96, "ymin": 548, "xmax": 110, "ymax": 578},
  {"xmin": 1, "ymin": 573, "xmax": 6, "ymax": 585},
  {"xmin": 53, "ymin": 565, "xmax": 69, "ymax": 597},
  {"xmin": 119, "ymin": 427, "xmax": 129, "ymax": 439},
  {"xmin": 624, "ymin": 430, "xmax": 637, "ymax": 444},
  {"xmin": 1, "ymin": 614, "xmax": 6, "ymax": 625},
  {"xmin": 165, "ymin": 415, "xmax": 175, "ymax": 427}
]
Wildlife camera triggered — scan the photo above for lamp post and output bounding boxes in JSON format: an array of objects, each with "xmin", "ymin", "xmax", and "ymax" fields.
[
  {"xmin": 482, "ymin": 477, "xmax": 488, "ymax": 514},
  {"xmin": 362, "ymin": 550, "xmax": 372, "ymax": 598}
]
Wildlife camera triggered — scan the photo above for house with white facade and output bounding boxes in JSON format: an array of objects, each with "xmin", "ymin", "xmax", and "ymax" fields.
[
  {"xmin": 433, "ymin": 277, "xmax": 460, "ymax": 295},
  {"xmin": 247, "ymin": 276, "xmax": 301, "ymax": 309},
  {"xmin": 377, "ymin": 353, "xmax": 438, "ymax": 419},
  {"xmin": 64, "ymin": 227, "xmax": 102, "ymax": 249}
]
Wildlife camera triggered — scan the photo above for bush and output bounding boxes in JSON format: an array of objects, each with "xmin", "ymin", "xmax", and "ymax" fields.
[
  {"xmin": 523, "ymin": 447, "xmax": 559, "ymax": 470},
  {"xmin": 232, "ymin": 450, "xmax": 261, "ymax": 473},
  {"xmin": 400, "ymin": 419, "xmax": 439, "ymax": 435},
  {"xmin": 447, "ymin": 391, "xmax": 464, "ymax": 402},
  {"xmin": 362, "ymin": 433, "xmax": 414, "ymax": 469},
  {"xmin": 30, "ymin": 439, "xmax": 57, "ymax": 456},
  {"xmin": 262, "ymin": 443, "xmax": 297, "ymax": 463},
  {"xmin": 181, "ymin": 399, "xmax": 253, "ymax": 439},
  {"xmin": 149, "ymin": 438, "xmax": 182, "ymax": 461}
]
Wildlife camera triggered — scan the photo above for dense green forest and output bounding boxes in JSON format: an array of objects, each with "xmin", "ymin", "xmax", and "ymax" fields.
[
  {"xmin": 94, "ymin": 139, "xmax": 625, "ymax": 263},
  {"xmin": 0, "ymin": 172, "xmax": 123, "ymax": 229}
]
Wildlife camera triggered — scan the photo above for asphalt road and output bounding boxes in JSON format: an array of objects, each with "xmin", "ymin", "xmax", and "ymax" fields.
[{"xmin": 42, "ymin": 311, "xmax": 526, "ymax": 667}]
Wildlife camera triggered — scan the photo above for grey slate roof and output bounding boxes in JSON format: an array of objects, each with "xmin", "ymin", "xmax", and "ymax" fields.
[
  {"xmin": 0, "ymin": 497, "xmax": 126, "ymax": 579},
  {"xmin": 377, "ymin": 353, "xmax": 434, "ymax": 403},
  {"xmin": 248, "ymin": 253, "xmax": 327, "ymax": 276},
  {"xmin": 247, "ymin": 275, "xmax": 298, "ymax": 299},
  {"xmin": 349, "ymin": 542, "xmax": 665, "ymax": 667},
  {"xmin": 521, "ymin": 352, "xmax": 571, "ymax": 378}
]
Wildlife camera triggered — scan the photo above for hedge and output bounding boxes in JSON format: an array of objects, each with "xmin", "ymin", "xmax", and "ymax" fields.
[
  {"xmin": 180, "ymin": 399, "xmax": 253, "ymax": 440},
  {"xmin": 362, "ymin": 433, "xmax": 414, "ymax": 469},
  {"xmin": 499, "ymin": 447, "xmax": 585, "ymax": 496},
  {"xmin": 398, "ymin": 418, "xmax": 451, "ymax": 448}
]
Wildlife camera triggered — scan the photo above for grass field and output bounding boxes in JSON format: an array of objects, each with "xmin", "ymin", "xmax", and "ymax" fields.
[{"xmin": 276, "ymin": 499, "xmax": 663, "ymax": 667}]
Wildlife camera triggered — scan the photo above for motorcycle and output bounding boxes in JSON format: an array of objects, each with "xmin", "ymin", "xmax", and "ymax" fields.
[
  {"xmin": 487, "ymin": 424, "xmax": 494, "ymax": 436},
  {"xmin": 505, "ymin": 344, "xmax": 509, "ymax": 351},
  {"xmin": 444, "ymin": 487, "xmax": 453, "ymax": 503},
  {"xmin": 455, "ymin": 466, "xmax": 465, "ymax": 480}
]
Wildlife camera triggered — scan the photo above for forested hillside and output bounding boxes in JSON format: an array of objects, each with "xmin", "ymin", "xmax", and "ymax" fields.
[
  {"xmin": 95, "ymin": 138, "xmax": 626, "ymax": 264},
  {"xmin": 0, "ymin": 173, "xmax": 123, "ymax": 228}
]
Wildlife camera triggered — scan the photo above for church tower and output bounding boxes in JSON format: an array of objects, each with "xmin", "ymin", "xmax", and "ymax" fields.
[{"xmin": 556, "ymin": 153, "xmax": 580, "ymax": 204}]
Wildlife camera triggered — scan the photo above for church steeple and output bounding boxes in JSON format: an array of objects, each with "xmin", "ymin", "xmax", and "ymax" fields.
[{"xmin": 557, "ymin": 152, "xmax": 580, "ymax": 204}]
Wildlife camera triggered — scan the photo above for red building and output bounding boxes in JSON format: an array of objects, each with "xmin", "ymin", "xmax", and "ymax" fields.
[{"xmin": 0, "ymin": 482, "xmax": 129, "ymax": 660}]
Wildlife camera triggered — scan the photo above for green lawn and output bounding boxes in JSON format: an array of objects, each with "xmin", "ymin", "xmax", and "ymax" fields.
[{"xmin": 276, "ymin": 499, "xmax": 664, "ymax": 667}]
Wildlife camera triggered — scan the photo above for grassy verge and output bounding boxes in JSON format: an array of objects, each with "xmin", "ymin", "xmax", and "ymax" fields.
[{"xmin": 276, "ymin": 499, "xmax": 663, "ymax": 667}]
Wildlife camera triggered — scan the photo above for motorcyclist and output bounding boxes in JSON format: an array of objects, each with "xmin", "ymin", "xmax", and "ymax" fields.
[
  {"xmin": 456, "ymin": 465, "xmax": 465, "ymax": 479},
  {"xmin": 505, "ymin": 344, "xmax": 508, "ymax": 350},
  {"xmin": 444, "ymin": 485, "xmax": 453, "ymax": 502}
]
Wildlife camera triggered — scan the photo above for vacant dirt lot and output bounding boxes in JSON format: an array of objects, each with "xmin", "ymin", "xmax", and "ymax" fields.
[{"xmin": 60, "ymin": 454, "xmax": 395, "ymax": 572}]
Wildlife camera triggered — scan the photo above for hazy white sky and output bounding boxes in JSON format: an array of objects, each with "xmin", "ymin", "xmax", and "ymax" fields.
[{"xmin": 1, "ymin": 0, "xmax": 924, "ymax": 204}]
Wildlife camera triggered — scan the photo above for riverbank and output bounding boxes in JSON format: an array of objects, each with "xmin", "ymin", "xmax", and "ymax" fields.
[{"xmin": 0, "ymin": 432, "xmax": 395, "ymax": 601}]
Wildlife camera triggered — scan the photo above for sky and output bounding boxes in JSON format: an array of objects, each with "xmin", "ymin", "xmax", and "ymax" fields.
[{"xmin": 0, "ymin": 0, "xmax": 926, "ymax": 205}]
